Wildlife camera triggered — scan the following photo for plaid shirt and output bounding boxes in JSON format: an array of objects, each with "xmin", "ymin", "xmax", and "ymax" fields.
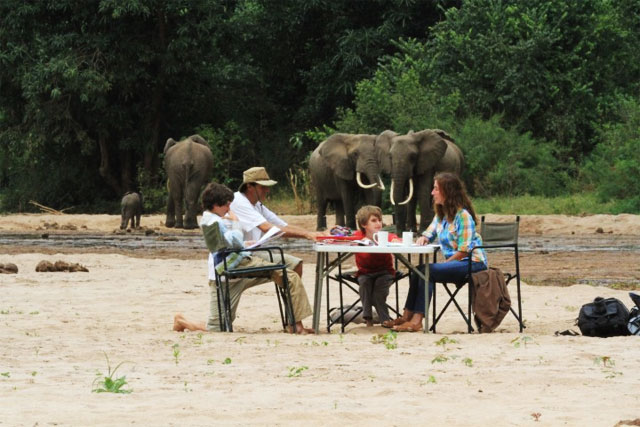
[{"xmin": 422, "ymin": 209, "xmax": 487, "ymax": 265}]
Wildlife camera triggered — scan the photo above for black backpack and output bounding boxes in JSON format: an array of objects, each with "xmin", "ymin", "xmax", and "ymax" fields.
[{"xmin": 577, "ymin": 297, "xmax": 630, "ymax": 337}]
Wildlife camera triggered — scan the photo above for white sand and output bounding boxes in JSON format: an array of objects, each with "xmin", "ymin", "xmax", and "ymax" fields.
[{"xmin": 1, "ymin": 214, "xmax": 640, "ymax": 425}]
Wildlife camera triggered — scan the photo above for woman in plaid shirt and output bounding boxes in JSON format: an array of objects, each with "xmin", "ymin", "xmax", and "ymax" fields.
[{"xmin": 391, "ymin": 172, "xmax": 487, "ymax": 332}]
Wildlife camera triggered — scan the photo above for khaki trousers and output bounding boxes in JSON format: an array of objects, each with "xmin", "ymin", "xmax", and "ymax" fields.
[{"xmin": 207, "ymin": 256, "xmax": 312, "ymax": 331}]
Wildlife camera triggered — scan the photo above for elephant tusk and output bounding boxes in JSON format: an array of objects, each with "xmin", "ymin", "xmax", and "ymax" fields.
[
  {"xmin": 398, "ymin": 178, "xmax": 413, "ymax": 206},
  {"xmin": 377, "ymin": 175, "xmax": 385, "ymax": 191},
  {"xmin": 356, "ymin": 172, "xmax": 378, "ymax": 189},
  {"xmin": 390, "ymin": 180, "xmax": 396, "ymax": 205}
]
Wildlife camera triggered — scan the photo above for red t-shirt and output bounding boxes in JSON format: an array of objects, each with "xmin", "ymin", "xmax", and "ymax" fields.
[{"xmin": 352, "ymin": 230, "xmax": 398, "ymax": 276}]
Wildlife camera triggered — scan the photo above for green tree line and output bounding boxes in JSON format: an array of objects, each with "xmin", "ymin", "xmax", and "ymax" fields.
[{"xmin": 1, "ymin": 0, "xmax": 639, "ymax": 213}]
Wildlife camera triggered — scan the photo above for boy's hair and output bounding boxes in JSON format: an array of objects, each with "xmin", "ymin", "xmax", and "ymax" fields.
[
  {"xmin": 356, "ymin": 205, "xmax": 383, "ymax": 232},
  {"xmin": 201, "ymin": 182, "xmax": 234, "ymax": 211}
]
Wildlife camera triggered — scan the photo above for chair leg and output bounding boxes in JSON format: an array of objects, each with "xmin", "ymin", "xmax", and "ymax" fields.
[{"xmin": 280, "ymin": 267, "xmax": 297, "ymax": 333}]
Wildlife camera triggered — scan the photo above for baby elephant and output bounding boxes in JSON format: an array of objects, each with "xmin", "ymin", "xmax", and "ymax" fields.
[{"xmin": 120, "ymin": 191, "xmax": 143, "ymax": 230}]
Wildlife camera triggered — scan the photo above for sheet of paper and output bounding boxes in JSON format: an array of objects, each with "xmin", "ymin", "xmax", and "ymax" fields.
[{"xmin": 247, "ymin": 226, "xmax": 284, "ymax": 249}]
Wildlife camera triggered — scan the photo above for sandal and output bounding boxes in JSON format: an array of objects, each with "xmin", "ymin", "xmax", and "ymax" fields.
[
  {"xmin": 392, "ymin": 322, "xmax": 423, "ymax": 333},
  {"xmin": 382, "ymin": 318, "xmax": 408, "ymax": 328}
]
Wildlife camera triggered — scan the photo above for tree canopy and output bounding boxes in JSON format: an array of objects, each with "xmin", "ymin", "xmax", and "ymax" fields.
[{"xmin": 1, "ymin": 0, "xmax": 639, "ymax": 212}]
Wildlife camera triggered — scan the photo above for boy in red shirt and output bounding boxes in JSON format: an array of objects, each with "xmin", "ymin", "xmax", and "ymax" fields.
[{"xmin": 352, "ymin": 206, "xmax": 399, "ymax": 327}]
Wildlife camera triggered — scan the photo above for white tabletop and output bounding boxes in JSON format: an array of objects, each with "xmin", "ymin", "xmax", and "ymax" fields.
[{"xmin": 314, "ymin": 243, "xmax": 438, "ymax": 254}]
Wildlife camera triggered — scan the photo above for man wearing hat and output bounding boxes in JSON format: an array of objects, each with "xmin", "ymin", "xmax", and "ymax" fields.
[{"xmin": 231, "ymin": 166, "xmax": 322, "ymax": 277}]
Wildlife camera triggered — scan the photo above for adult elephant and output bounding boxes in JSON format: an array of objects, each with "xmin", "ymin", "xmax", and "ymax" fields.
[
  {"xmin": 309, "ymin": 133, "xmax": 386, "ymax": 230},
  {"xmin": 164, "ymin": 134, "xmax": 214, "ymax": 229},
  {"xmin": 383, "ymin": 129, "xmax": 464, "ymax": 233}
]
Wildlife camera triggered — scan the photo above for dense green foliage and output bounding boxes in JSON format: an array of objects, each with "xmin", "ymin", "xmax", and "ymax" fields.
[{"xmin": 1, "ymin": 0, "xmax": 639, "ymax": 213}]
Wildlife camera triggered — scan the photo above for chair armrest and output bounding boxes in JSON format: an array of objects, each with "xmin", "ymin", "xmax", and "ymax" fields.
[{"xmin": 218, "ymin": 246, "xmax": 287, "ymax": 276}]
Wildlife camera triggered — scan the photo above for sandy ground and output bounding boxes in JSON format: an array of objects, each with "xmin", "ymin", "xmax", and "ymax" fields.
[{"xmin": 1, "ymin": 213, "xmax": 640, "ymax": 426}]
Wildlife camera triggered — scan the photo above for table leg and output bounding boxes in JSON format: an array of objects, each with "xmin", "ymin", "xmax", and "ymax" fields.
[{"xmin": 313, "ymin": 252, "xmax": 324, "ymax": 334}]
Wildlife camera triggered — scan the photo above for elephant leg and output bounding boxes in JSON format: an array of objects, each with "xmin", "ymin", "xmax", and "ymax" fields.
[
  {"xmin": 172, "ymin": 182, "xmax": 185, "ymax": 229},
  {"xmin": 135, "ymin": 212, "xmax": 141, "ymax": 229},
  {"xmin": 182, "ymin": 181, "xmax": 200, "ymax": 230},
  {"xmin": 120, "ymin": 206, "xmax": 127, "ymax": 230},
  {"xmin": 338, "ymin": 180, "xmax": 358, "ymax": 230},
  {"xmin": 334, "ymin": 200, "xmax": 345, "ymax": 227},
  {"xmin": 418, "ymin": 174, "xmax": 434, "ymax": 232},
  {"xmin": 316, "ymin": 194, "xmax": 328, "ymax": 231},
  {"xmin": 166, "ymin": 189, "xmax": 176, "ymax": 228},
  {"xmin": 394, "ymin": 204, "xmax": 407, "ymax": 234},
  {"xmin": 407, "ymin": 194, "xmax": 418, "ymax": 232}
]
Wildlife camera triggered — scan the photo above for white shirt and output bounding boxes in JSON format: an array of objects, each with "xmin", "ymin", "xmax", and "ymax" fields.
[{"xmin": 230, "ymin": 191, "xmax": 287, "ymax": 242}]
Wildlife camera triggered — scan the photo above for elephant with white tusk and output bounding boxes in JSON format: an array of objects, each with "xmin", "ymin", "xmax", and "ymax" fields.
[
  {"xmin": 380, "ymin": 129, "xmax": 464, "ymax": 233},
  {"xmin": 163, "ymin": 134, "xmax": 214, "ymax": 229},
  {"xmin": 309, "ymin": 133, "xmax": 386, "ymax": 230}
]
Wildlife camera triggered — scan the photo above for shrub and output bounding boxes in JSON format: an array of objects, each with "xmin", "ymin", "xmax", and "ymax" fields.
[
  {"xmin": 582, "ymin": 98, "xmax": 640, "ymax": 213},
  {"xmin": 455, "ymin": 116, "xmax": 571, "ymax": 197}
]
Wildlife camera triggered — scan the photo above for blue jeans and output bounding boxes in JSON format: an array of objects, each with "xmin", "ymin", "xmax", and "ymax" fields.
[{"xmin": 404, "ymin": 260, "xmax": 487, "ymax": 315}]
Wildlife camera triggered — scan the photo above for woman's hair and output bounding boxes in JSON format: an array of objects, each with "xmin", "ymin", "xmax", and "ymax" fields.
[
  {"xmin": 201, "ymin": 182, "xmax": 234, "ymax": 210},
  {"xmin": 433, "ymin": 172, "xmax": 478, "ymax": 223},
  {"xmin": 356, "ymin": 205, "xmax": 383, "ymax": 232}
]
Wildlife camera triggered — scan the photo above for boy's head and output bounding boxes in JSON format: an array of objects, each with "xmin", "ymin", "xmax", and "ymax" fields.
[
  {"xmin": 356, "ymin": 205, "xmax": 383, "ymax": 233},
  {"xmin": 201, "ymin": 182, "xmax": 234, "ymax": 211}
]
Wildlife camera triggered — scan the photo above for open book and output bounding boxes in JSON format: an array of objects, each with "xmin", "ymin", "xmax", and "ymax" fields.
[{"xmin": 246, "ymin": 226, "xmax": 285, "ymax": 249}]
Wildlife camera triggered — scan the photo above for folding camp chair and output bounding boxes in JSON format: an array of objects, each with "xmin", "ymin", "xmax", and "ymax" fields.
[
  {"xmin": 215, "ymin": 246, "xmax": 296, "ymax": 333},
  {"xmin": 327, "ymin": 257, "xmax": 409, "ymax": 333},
  {"xmin": 431, "ymin": 216, "xmax": 524, "ymax": 333}
]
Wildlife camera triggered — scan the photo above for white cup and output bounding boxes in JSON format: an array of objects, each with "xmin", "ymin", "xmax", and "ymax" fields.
[
  {"xmin": 373, "ymin": 231, "xmax": 389, "ymax": 247},
  {"xmin": 402, "ymin": 231, "xmax": 413, "ymax": 246}
]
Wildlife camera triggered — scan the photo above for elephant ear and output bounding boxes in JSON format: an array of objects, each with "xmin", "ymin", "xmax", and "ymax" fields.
[
  {"xmin": 375, "ymin": 130, "xmax": 396, "ymax": 174},
  {"xmin": 320, "ymin": 134, "xmax": 358, "ymax": 180},
  {"xmin": 164, "ymin": 138, "xmax": 177, "ymax": 155},
  {"xmin": 189, "ymin": 134, "xmax": 208, "ymax": 146},
  {"xmin": 432, "ymin": 128, "xmax": 455, "ymax": 143},
  {"xmin": 416, "ymin": 130, "xmax": 448, "ymax": 175}
]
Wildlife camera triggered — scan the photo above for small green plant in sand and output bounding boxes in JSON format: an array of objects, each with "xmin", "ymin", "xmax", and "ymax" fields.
[
  {"xmin": 234, "ymin": 336, "xmax": 246, "ymax": 344},
  {"xmin": 422, "ymin": 375, "xmax": 437, "ymax": 384},
  {"xmin": 594, "ymin": 356, "xmax": 623, "ymax": 379},
  {"xmin": 435, "ymin": 336, "xmax": 459, "ymax": 350},
  {"xmin": 222, "ymin": 357, "xmax": 232, "ymax": 365},
  {"xmin": 431, "ymin": 354, "xmax": 449, "ymax": 364},
  {"xmin": 462, "ymin": 357, "xmax": 473, "ymax": 367},
  {"xmin": 193, "ymin": 333, "xmax": 203, "ymax": 346},
  {"xmin": 287, "ymin": 366, "xmax": 309, "ymax": 378},
  {"xmin": 1, "ymin": 372, "xmax": 10, "ymax": 378},
  {"xmin": 511, "ymin": 336, "xmax": 535, "ymax": 348},
  {"xmin": 172, "ymin": 343, "xmax": 180, "ymax": 365},
  {"xmin": 370, "ymin": 330, "xmax": 398, "ymax": 349},
  {"xmin": 92, "ymin": 353, "xmax": 132, "ymax": 394}
]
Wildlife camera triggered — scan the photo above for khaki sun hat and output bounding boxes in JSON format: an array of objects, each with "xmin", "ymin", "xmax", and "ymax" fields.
[{"xmin": 239, "ymin": 166, "xmax": 277, "ymax": 191}]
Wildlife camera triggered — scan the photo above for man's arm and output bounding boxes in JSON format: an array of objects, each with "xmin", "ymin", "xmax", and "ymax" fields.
[{"xmin": 256, "ymin": 221, "xmax": 322, "ymax": 241}]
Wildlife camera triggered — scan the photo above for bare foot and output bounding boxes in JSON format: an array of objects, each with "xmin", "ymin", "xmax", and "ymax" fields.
[
  {"xmin": 173, "ymin": 313, "xmax": 186, "ymax": 332},
  {"xmin": 286, "ymin": 323, "xmax": 314, "ymax": 335}
]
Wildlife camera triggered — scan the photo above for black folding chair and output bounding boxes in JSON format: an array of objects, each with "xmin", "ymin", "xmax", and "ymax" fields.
[
  {"xmin": 215, "ymin": 246, "xmax": 296, "ymax": 333},
  {"xmin": 431, "ymin": 216, "xmax": 524, "ymax": 333},
  {"xmin": 327, "ymin": 256, "xmax": 409, "ymax": 333}
]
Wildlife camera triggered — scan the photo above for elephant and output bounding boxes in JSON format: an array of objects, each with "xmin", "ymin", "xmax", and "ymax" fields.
[
  {"xmin": 381, "ymin": 129, "xmax": 464, "ymax": 233},
  {"xmin": 164, "ymin": 134, "xmax": 214, "ymax": 229},
  {"xmin": 120, "ymin": 191, "xmax": 142, "ymax": 230},
  {"xmin": 309, "ymin": 133, "xmax": 386, "ymax": 230}
]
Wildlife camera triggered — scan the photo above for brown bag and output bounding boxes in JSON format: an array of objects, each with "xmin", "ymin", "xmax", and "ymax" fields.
[{"xmin": 471, "ymin": 267, "xmax": 511, "ymax": 332}]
